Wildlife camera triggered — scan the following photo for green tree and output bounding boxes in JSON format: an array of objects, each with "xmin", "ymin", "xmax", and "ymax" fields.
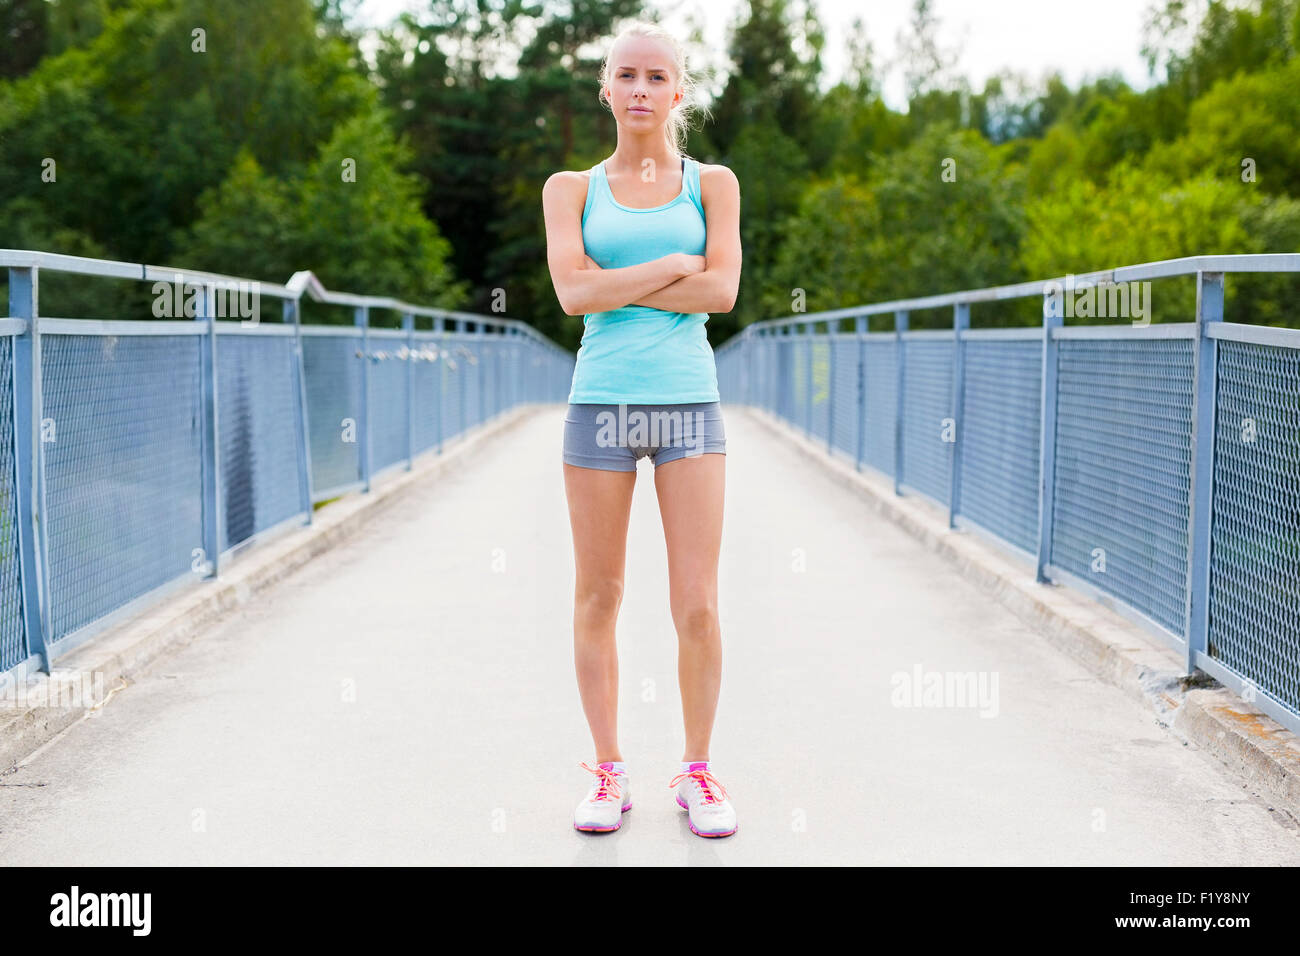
[
  {"xmin": 0, "ymin": 0, "xmax": 48, "ymax": 78},
  {"xmin": 767, "ymin": 126, "xmax": 1025, "ymax": 324}
]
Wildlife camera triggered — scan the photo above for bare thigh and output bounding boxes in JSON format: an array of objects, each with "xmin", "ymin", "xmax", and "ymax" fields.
[
  {"xmin": 564, "ymin": 463, "xmax": 638, "ymax": 601},
  {"xmin": 653, "ymin": 452, "xmax": 725, "ymax": 616}
]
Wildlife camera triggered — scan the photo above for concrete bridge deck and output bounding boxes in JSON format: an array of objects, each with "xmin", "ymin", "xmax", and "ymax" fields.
[{"xmin": 1, "ymin": 405, "xmax": 1296, "ymax": 865}]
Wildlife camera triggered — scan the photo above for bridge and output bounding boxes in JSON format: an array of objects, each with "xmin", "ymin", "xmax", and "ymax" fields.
[{"xmin": 0, "ymin": 249, "xmax": 1298, "ymax": 864}]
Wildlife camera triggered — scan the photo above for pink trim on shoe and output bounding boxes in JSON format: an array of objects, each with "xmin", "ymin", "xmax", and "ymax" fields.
[
  {"xmin": 574, "ymin": 821, "xmax": 621, "ymax": 832},
  {"xmin": 575, "ymin": 761, "xmax": 631, "ymax": 832},
  {"xmin": 688, "ymin": 820, "xmax": 737, "ymax": 838},
  {"xmin": 574, "ymin": 800, "xmax": 632, "ymax": 833},
  {"xmin": 670, "ymin": 764, "xmax": 737, "ymax": 837}
]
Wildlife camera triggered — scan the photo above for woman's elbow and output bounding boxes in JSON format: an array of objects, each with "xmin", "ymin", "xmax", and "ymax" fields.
[
  {"xmin": 716, "ymin": 285, "xmax": 738, "ymax": 313},
  {"xmin": 561, "ymin": 292, "xmax": 588, "ymax": 316},
  {"xmin": 553, "ymin": 284, "xmax": 585, "ymax": 316}
]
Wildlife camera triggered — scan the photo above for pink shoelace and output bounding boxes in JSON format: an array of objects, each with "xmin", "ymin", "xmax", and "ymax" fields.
[
  {"xmin": 579, "ymin": 762, "xmax": 623, "ymax": 802},
  {"xmin": 668, "ymin": 767, "xmax": 729, "ymax": 804}
]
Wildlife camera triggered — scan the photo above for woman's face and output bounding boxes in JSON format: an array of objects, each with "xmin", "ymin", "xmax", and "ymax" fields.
[{"xmin": 605, "ymin": 36, "xmax": 680, "ymax": 132}]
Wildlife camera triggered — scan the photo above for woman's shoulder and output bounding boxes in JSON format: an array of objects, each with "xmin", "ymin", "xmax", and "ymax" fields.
[
  {"xmin": 694, "ymin": 160, "xmax": 739, "ymax": 200},
  {"xmin": 543, "ymin": 166, "xmax": 596, "ymax": 193},
  {"xmin": 541, "ymin": 166, "xmax": 600, "ymax": 214}
]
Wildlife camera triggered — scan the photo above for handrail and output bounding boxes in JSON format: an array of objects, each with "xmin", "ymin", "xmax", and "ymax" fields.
[
  {"xmin": 715, "ymin": 258, "xmax": 1300, "ymax": 738},
  {"xmin": 740, "ymin": 253, "xmax": 1300, "ymax": 331},
  {"xmin": 0, "ymin": 248, "xmax": 567, "ymax": 352},
  {"xmin": 2, "ymin": 246, "xmax": 575, "ymax": 680}
]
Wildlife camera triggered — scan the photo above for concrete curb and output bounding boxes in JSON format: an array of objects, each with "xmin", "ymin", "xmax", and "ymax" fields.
[
  {"xmin": 744, "ymin": 404, "xmax": 1300, "ymax": 822},
  {"xmin": 0, "ymin": 404, "xmax": 541, "ymax": 773}
]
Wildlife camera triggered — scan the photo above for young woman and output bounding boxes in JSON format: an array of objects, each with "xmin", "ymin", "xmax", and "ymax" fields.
[{"xmin": 541, "ymin": 20, "xmax": 742, "ymax": 838}]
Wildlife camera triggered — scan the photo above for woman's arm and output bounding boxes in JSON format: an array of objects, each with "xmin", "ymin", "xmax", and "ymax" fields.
[
  {"xmin": 542, "ymin": 171, "xmax": 694, "ymax": 316},
  {"xmin": 630, "ymin": 165, "xmax": 742, "ymax": 313}
]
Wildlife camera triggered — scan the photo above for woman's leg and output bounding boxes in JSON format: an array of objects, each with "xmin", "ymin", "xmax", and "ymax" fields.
[
  {"xmin": 564, "ymin": 462, "xmax": 638, "ymax": 764},
  {"xmin": 653, "ymin": 451, "xmax": 726, "ymax": 762}
]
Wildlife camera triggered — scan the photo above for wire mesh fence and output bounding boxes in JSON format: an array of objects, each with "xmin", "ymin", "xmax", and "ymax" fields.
[
  {"xmin": 716, "ymin": 258, "xmax": 1300, "ymax": 736},
  {"xmin": 0, "ymin": 251, "xmax": 573, "ymax": 679}
]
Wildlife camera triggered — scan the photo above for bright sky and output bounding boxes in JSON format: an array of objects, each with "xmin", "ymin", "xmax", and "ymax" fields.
[{"xmin": 355, "ymin": 0, "xmax": 1160, "ymax": 109}]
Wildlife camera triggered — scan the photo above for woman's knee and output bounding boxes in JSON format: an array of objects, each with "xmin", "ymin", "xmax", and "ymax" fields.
[
  {"xmin": 671, "ymin": 596, "xmax": 719, "ymax": 638},
  {"xmin": 575, "ymin": 576, "xmax": 624, "ymax": 620}
]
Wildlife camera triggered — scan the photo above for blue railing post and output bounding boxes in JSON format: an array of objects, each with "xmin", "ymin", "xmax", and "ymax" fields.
[
  {"xmin": 1185, "ymin": 271, "xmax": 1223, "ymax": 674},
  {"xmin": 476, "ymin": 321, "xmax": 487, "ymax": 426},
  {"xmin": 284, "ymin": 298, "xmax": 314, "ymax": 522},
  {"xmin": 533, "ymin": 337, "xmax": 541, "ymax": 406},
  {"xmin": 764, "ymin": 327, "xmax": 774, "ymax": 413},
  {"xmin": 403, "ymin": 311, "xmax": 415, "ymax": 470},
  {"xmin": 803, "ymin": 321, "xmax": 813, "ymax": 438},
  {"xmin": 196, "ymin": 283, "xmax": 221, "ymax": 577},
  {"xmin": 435, "ymin": 315, "xmax": 446, "ymax": 455},
  {"xmin": 893, "ymin": 310, "xmax": 909, "ymax": 495},
  {"xmin": 759, "ymin": 327, "xmax": 769, "ymax": 408},
  {"xmin": 773, "ymin": 326, "xmax": 780, "ymax": 417},
  {"xmin": 949, "ymin": 301, "xmax": 970, "ymax": 529},
  {"xmin": 504, "ymin": 327, "xmax": 514, "ymax": 408},
  {"xmin": 748, "ymin": 327, "xmax": 759, "ymax": 408},
  {"xmin": 784, "ymin": 323, "xmax": 794, "ymax": 422},
  {"xmin": 500, "ymin": 328, "xmax": 508, "ymax": 417},
  {"xmin": 855, "ymin": 314, "xmax": 867, "ymax": 471},
  {"xmin": 10, "ymin": 266, "xmax": 51, "ymax": 672},
  {"xmin": 521, "ymin": 334, "xmax": 530, "ymax": 406},
  {"xmin": 355, "ymin": 305, "xmax": 372, "ymax": 492},
  {"xmin": 1035, "ymin": 286, "xmax": 1064, "ymax": 583},
  {"xmin": 772, "ymin": 327, "xmax": 781, "ymax": 417},
  {"xmin": 826, "ymin": 319, "xmax": 835, "ymax": 455},
  {"xmin": 508, "ymin": 327, "xmax": 518, "ymax": 411},
  {"xmin": 457, "ymin": 319, "xmax": 468, "ymax": 437}
]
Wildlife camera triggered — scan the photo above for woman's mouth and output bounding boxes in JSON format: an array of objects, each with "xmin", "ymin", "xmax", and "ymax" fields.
[{"xmin": 629, "ymin": 106, "xmax": 651, "ymax": 113}]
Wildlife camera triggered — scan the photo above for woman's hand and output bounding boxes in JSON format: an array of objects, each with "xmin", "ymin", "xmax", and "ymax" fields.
[{"xmin": 676, "ymin": 253, "xmax": 707, "ymax": 276}]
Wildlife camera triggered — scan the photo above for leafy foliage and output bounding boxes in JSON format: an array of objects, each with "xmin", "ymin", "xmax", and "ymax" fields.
[{"xmin": 3, "ymin": 0, "xmax": 1299, "ymax": 337}]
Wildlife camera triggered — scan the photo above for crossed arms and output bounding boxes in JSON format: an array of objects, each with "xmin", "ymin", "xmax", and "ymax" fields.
[{"xmin": 542, "ymin": 164, "xmax": 742, "ymax": 316}]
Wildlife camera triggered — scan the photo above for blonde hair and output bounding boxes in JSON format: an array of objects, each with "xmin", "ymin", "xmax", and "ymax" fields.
[{"xmin": 597, "ymin": 20, "xmax": 706, "ymax": 157}]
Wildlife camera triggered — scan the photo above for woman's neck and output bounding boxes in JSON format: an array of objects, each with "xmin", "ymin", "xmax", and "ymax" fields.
[{"xmin": 607, "ymin": 134, "xmax": 679, "ymax": 177}]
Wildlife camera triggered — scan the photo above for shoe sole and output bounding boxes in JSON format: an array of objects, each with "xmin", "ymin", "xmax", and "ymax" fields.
[
  {"xmin": 676, "ymin": 794, "xmax": 737, "ymax": 837},
  {"xmin": 574, "ymin": 802, "xmax": 633, "ymax": 832}
]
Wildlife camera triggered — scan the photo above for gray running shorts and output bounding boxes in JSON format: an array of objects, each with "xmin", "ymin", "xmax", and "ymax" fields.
[{"xmin": 563, "ymin": 402, "xmax": 726, "ymax": 472}]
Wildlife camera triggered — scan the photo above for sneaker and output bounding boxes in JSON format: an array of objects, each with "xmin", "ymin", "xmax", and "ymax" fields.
[
  {"xmin": 573, "ymin": 761, "xmax": 632, "ymax": 832},
  {"xmin": 669, "ymin": 761, "xmax": 737, "ymax": 837}
]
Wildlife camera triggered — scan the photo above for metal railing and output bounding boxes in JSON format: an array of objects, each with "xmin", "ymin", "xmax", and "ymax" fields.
[
  {"xmin": 716, "ymin": 254, "xmax": 1300, "ymax": 737},
  {"xmin": 0, "ymin": 250, "xmax": 574, "ymax": 685}
]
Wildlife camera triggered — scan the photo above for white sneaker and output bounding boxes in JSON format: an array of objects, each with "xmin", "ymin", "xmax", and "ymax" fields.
[
  {"xmin": 573, "ymin": 761, "xmax": 632, "ymax": 832},
  {"xmin": 670, "ymin": 761, "xmax": 737, "ymax": 837}
]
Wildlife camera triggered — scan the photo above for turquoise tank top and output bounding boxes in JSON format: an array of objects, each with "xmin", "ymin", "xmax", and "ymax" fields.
[{"xmin": 566, "ymin": 155, "xmax": 721, "ymax": 405}]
